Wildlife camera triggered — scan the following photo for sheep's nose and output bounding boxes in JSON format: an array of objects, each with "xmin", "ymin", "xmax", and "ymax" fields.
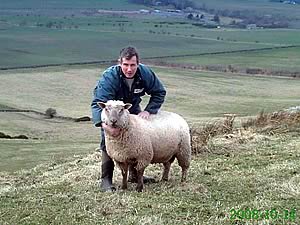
[{"xmin": 110, "ymin": 119, "xmax": 117, "ymax": 124}]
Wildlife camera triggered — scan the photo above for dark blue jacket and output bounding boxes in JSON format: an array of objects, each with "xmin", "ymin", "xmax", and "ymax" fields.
[{"xmin": 91, "ymin": 64, "xmax": 166, "ymax": 127}]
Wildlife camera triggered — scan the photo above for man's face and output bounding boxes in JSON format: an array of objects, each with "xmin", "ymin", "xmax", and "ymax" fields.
[{"xmin": 120, "ymin": 56, "xmax": 138, "ymax": 78}]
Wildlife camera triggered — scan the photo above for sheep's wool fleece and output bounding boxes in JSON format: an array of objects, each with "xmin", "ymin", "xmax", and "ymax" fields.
[{"xmin": 105, "ymin": 111, "xmax": 191, "ymax": 170}]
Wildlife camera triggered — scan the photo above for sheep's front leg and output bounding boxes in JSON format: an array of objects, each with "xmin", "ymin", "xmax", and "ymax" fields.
[
  {"xmin": 118, "ymin": 162, "xmax": 128, "ymax": 190},
  {"xmin": 136, "ymin": 167, "xmax": 145, "ymax": 192},
  {"xmin": 135, "ymin": 157, "xmax": 151, "ymax": 192}
]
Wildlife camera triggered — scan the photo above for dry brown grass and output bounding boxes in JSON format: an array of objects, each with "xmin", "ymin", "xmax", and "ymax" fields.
[
  {"xmin": 191, "ymin": 110, "xmax": 300, "ymax": 155},
  {"xmin": 242, "ymin": 110, "xmax": 300, "ymax": 134},
  {"xmin": 190, "ymin": 114, "xmax": 235, "ymax": 154}
]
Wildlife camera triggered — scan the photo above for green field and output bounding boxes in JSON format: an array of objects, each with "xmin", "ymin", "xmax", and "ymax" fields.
[
  {"xmin": 162, "ymin": 46, "xmax": 300, "ymax": 71},
  {"xmin": 0, "ymin": 27, "xmax": 266, "ymax": 67},
  {"xmin": 192, "ymin": 0, "xmax": 300, "ymax": 20},
  {"xmin": 0, "ymin": 66, "xmax": 300, "ymax": 224},
  {"xmin": 1, "ymin": 0, "xmax": 300, "ymax": 20},
  {"xmin": 1, "ymin": 6, "xmax": 300, "ymax": 69},
  {"xmin": 0, "ymin": 134, "xmax": 299, "ymax": 225},
  {"xmin": 0, "ymin": 0, "xmax": 144, "ymax": 10},
  {"xmin": 0, "ymin": 21, "xmax": 286, "ymax": 68},
  {"xmin": 1, "ymin": 66, "xmax": 300, "ymax": 172},
  {"xmin": 1, "ymin": 1, "xmax": 300, "ymax": 224}
]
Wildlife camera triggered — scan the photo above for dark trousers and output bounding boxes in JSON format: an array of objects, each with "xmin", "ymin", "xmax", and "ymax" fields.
[{"xmin": 100, "ymin": 128, "xmax": 106, "ymax": 152}]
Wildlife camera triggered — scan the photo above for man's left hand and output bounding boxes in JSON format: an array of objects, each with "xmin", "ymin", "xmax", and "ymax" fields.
[{"xmin": 138, "ymin": 111, "xmax": 150, "ymax": 119}]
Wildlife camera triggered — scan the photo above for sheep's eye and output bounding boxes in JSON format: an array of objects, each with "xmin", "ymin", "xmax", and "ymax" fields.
[
  {"xmin": 105, "ymin": 108, "xmax": 109, "ymax": 112},
  {"xmin": 119, "ymin": 108, "xmax": 124, "ymax": 114}
]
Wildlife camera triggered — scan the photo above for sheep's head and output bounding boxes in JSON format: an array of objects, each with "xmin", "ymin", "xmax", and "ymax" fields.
[{"xmin": 97, "ymin": 100, "xmax": 132, "ymax": 129}]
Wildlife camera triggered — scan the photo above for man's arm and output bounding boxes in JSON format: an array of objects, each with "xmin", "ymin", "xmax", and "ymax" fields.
[
  {"xmin": 141, "ymin": 65, "xmax": 166, "ymax": 114},
  {"xmin": 91, "ymin": 70, "xmax": 118, "ymax": 127}
]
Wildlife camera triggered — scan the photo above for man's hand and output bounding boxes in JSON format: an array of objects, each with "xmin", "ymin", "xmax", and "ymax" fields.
[
  {"xmin": 102, "ymin": 123, "xmax": 121, "ymax": 137},
  {"xmin": 138, "ymin": 111, "xmax": 150, "ymax": 119}
]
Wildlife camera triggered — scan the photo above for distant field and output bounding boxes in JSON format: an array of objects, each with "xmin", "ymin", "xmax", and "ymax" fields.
[
  {"xmin": 0, "ymin": 0, "xmax": 143, "ymax": 10},
  {"xmin": 1, "ymin": 0, "xmax": 300, "ymax": 21},
  {"xmin": 1, "ymin": 66, "xmax": 300, "ymax": 119},
  {"xmin": 1, "ymin": 11, "xmax": 300, "ymax": 69},
  {"xmin": 0, "ymin": 25, "xmax": 274, "ymax": 68},
  {"xmin": 4, "ymin": 14, "xmax": 300, "ymax": 46},
  {"xmin": 164, "ymin": 46, "xmax": 300, "ymax": 71},
  {"xmin": 192, "ymin": 0, "xmax": 300, "ymax": 20},
  {"xmin": 1, "ymin": 66, "xmax": 300, "ymax": 171}
]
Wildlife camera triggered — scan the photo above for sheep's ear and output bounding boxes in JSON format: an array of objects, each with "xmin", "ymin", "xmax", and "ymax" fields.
[
  {"xmin": 97, "ymin": 102, "xmax": 106, "ymax": 109},
  {"xmin": 124, "ymin": 103, "xmax": 132, "ymax": 110}
]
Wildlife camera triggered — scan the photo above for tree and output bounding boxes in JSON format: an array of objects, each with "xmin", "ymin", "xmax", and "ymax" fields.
[
  {"xmin": 46, "ymin": 21, "xmax": 54, "ymax": 28},
  {"xmin": 45, "ymin": 108, "xmax": 57, "ymax": 118},
  {"xmin": 213, "ymin": 15, "xmax": 220, "ymax": 23},
  {"xmin": 187, "ymin": 13, "xmax": 193, "ymax": 20}
]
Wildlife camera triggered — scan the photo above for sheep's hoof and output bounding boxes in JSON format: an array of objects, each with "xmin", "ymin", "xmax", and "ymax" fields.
[
  {"xmin": 129, "ymin": 176, "xmax": 157, "ymax": 184},
  {"xmin": 136, "ymin": 187, "xmax": 143, "ymax": 192},
  {"xmin": 136, "ymin": 184, "xmax": 143, "ymax": 192},
  {"xmin": 143, "ymin": 176, "xmax": 157, "ymax": 184}
]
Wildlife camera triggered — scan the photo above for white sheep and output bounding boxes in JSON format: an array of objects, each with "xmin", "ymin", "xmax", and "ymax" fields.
[{"xmin": 97, "ymin": 100, "xmax": 191, "ymax": 192}]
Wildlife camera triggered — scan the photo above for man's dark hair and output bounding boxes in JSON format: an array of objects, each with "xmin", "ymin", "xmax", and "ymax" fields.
[{"xmin": 119, "ymin": 46, "xmax": 139, "ymax": 63}]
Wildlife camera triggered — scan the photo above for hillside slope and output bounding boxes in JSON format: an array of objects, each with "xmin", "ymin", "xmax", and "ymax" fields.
[{"xmin": 1, "ymin": 120, "xmax": 299, "ymax": 224}]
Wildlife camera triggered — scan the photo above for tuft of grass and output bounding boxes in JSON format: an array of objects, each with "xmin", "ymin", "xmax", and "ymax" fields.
[
  {"xmin": 242, "ymin": 110, "xmax": 300, "ymax": 135},
  {"xmin": 191, "ymin": 110, "xmax": 300, "ymax": 156},
  {"xmin": 191, "ymin": 114, "xmax": 235, "ymax": 154}
]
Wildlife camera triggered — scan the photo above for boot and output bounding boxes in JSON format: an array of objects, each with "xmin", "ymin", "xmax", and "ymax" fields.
[
  {"xmin": 128, "ymin": 165, "xmax": 156, "ymax": 184},
  {"xmin": 100, "ymin": 151, "xmax": 116, "ymax": 192}
]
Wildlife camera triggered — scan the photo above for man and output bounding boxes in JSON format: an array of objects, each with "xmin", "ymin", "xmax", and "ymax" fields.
[{"xmin": 91, "ymin": 46, "xmax": 166, "ymax": 192}]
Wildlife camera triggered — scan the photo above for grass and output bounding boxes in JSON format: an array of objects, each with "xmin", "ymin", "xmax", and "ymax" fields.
[
  {"xmin": 0, "ymin": 25, "xmax": 275, "ymax": 68},
  {"xmin": 163, "ymin": 46, "xmax": 300, "ymax": 71},
  {"xmin": 192, "ymin": 0, "xmax": 300, "ymax": 20},
  {"xmin": 1, "ymin": 127, "xmax": 299, "ymax": 224},
  {"xmin": 0, "ymin": 110, "xmax": 99, "ymax": 172},
  {"xmin": 0, "ymin": 139, "xmax": 97, "ymax": 172},
  {"xmin": 0, "ymin": 0, "xmax": 144, "ymax": 10},
  {"xmin": 2, "ymin": 13, "xmax": 300, "ymax": 68},
  {"xmin": 1, "ymin": 1, "xmax": 300, "ymax": 222},
  {"xmin": 0, "ymin": 65, "xmax": 300, "ymax": 171},
  {"xmin": 155, "ymin": 67, "xmax": 300, "ymax": 119},
  {"xmin": 0, "ymin": 66, "xmax": 299, "ymax": 224},
  {"xmin": 2, "ymin": 0, "xmax": 300, "ymax": 21},
  {"xmin": 1, "ymin": 65, "xmax": 300, "ymax": 120},
  {"xmin": 5, "ymin": 15, "xmax": 300, "ymax": 45}
]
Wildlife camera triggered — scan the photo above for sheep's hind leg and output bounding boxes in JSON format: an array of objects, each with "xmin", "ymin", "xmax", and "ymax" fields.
[
  {"xmin": 162, "ymin": 156, "xmax": 175, "ymax": 181},
  {"xmin": 180, "ymin": 166, "xmax": 188, "ymax": 182},
  {"xmin": 176, "ymin": 148, "xmax": 191, "ymax": 182}
]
